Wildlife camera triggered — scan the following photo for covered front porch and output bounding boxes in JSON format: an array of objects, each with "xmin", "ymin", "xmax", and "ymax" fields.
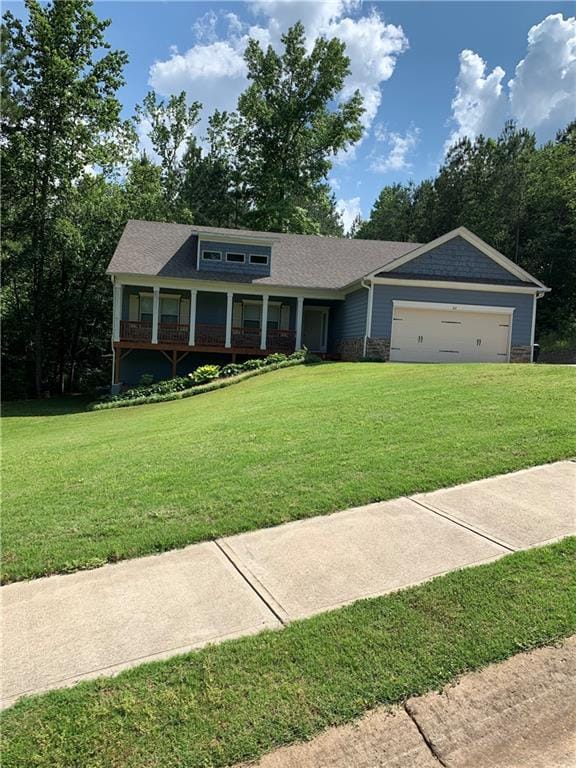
[{"xmin": 112, "ymin": 284, "xmax": 334, "ymax": 383}]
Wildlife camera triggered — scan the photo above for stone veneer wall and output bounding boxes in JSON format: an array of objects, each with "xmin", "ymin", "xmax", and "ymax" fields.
[
  {"xmin": 336, "ymin": 337, "xmax": 391, "ymax": 361},
  {"xmin": 510, "ymin": 346, "xmax": 533, "ymax": 363},
  {"xmin": 365, "ymin": 338, "xmax": 390, "ymax": 361},
  {"xmin": 337, "ymin": 337, "xmax": 364, "ymax": 361}
]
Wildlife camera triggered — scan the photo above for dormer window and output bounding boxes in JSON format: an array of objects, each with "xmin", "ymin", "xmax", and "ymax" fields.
[
  {"xmin": 226, "ymin": 252, "xmax": 245, "ymax": 263},
  {"xmin": 250, "ymin": 253, "xmax": 269, "ymax": 265},
  {"xmin": 202, "ymin": 250, "xmax": 221, "ymax": 261}
]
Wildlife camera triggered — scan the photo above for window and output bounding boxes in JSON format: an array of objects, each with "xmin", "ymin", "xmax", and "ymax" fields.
[
  {"xmin": 267, "ymin": 304, "xmax": 280, "ymax": 330},
  {"xmin": 202, "ymin": 250, "xmax": 221, "ymax": 261},
  {"xmin": 139, "ymin": 295, "xmax": 153, "ymax": 322},
  {"xmin": 226, "ymin": 252, "xmax": 245, "ymax": 263},
  {"xmin": 160, "ymin": 296, "xmax": 179, "ymax": 324},
  {"xmin": 243, "ymin": 303, "xmax": 261, "ymax": 329},
  {"xmin": 249, "ymin": 253, "xmax": 269, "ymax": 265}
]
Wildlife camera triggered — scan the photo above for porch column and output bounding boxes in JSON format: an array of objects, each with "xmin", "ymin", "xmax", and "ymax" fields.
[
  {"xmin": 295, "ymin": 296, "xmax": 304, "ymax": 350},
  {"xmin": 225, "ymin": 291, "xmax": 233, "ymax": 348},
  {"xmin": 260, "ymin": 294, "xmax": 269, "ymax": 350},
  {"xmin": 112, "ymin": 282, "xmax": 122, "ymax": 342},
  {"xmin": 188, "ymin": 288, "xmax": 197, "ymax": 346},
  {"xmin": 152, "ymin": 286, "xmax": 160, "ymax": 344}
]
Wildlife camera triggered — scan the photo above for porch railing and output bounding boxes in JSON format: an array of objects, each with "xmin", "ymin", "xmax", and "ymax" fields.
[
  {"xmin": 120, "ymin": 320, "xmax": 152, "ymax": 342},
  {"xmin": 195, "ymin": 324, "xmax": 226, "ymax": 347},
  {"xmin": 158, "ymin": 323, "xmax": 190, "ymax": 344},
  {"xmin": 120, "ymin": 321, "xmax": 296, "ymax": 353},
  {"xmin": 267, "ymin": 329, "xmax": 296, "ymax": 353}
]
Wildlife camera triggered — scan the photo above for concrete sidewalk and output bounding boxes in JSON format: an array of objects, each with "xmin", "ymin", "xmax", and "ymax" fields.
[
  {"xmin": 2, "ymin": 460, "xmax": 574, "ymax": 708},
  {"xmin": 241, "ymin": 637, "xmax": 576, "ymax": 768}
]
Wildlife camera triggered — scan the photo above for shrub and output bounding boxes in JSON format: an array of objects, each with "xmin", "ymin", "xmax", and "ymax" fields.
[
  {"xmin": 289, "ymin": 349, "xmax": 306, "ymax": 360},
  {"xmin": 304, "ymin": 349, "xmax": 323, "ymax": 364},
  {"xmin": 221, "ymin": 363, "xmax": 244, "ymax": 378},
  {"xmin": 264, "ymin": 352, "xmax": 287, "ymax": 364},
  {"xmin": 139, "ymin": 373, "xmax": 155, "ymax": 386},
  {"xmin": 192, "ymin": 364, "xmax": 221, "ymax": 384},
  {"xmin": 241, "ymin": 358, "xmax": 265, "ymax": 371}
]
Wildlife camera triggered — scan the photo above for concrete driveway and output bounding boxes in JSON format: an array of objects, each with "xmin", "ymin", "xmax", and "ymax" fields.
[{"xmin": 2, "ymin": 460, "xmax": 574, "ymax": 708}]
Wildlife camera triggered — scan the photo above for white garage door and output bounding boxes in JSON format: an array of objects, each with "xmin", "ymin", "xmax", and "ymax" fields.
[{"xmin": 389, "ymin": 301, "xmax": 513, "ymax": 363}]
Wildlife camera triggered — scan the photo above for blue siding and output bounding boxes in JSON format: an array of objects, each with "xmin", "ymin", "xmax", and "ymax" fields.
[
  {"xmin": 390, "ymin": 236, "xmax": 523, "ymax": 284},
  {"xmin": 198, "ymin": 240, "xmax": 272, "ymax": 277},
  {"xmin": 339, "ymin": 288, "xmax": 368, "ymax": 340},
  {"xmin": 371, "ymin": 285, "xmax": 534, "ymax": 346}
]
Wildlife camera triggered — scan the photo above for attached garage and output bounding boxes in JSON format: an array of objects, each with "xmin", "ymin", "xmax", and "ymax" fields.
[{"xmin": 389, "ymin": 301, "xmax": 513, "ymax": 363}]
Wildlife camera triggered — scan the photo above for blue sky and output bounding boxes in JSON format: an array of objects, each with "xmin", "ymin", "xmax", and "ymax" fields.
[{"xmin": 7, "ymin": 1, "xmax": 576, "ymax": 229}]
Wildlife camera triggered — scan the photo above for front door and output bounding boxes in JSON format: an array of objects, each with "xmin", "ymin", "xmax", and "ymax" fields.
[{"xmin": 302, "ymin": 308, "xmax": 328, "ymax": 352}]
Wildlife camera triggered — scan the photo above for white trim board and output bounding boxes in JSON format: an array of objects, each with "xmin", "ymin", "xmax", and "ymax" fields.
[
  {"xmin": 393, "ymin": 300, "xmax": 515, "ymax": 315},
  {"xmin": 366, "ymin": 227, "xmax": 549, "ymax": 291},
  {"xmin": 112, "ymin": 273, "xmax": 345, "ymax": 301},
  {"xmin": 371, "ymin": 276, "xmax": 541, "ymax": 294}
]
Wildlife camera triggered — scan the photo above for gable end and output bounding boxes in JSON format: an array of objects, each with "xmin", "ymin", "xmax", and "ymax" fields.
[{"xmin": 385, "ymin": 236, "xmax": 525, "ymax": 284}]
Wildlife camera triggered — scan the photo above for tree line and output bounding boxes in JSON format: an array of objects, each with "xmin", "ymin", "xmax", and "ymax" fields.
[{"xmin": 2, "ymin": 0, "xmax": 574, "ymax": 398}]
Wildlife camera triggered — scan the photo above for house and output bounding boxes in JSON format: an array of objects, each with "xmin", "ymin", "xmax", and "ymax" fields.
[{"xmin": 106, "ymin": 221, "xmax": 549, "ymax": 385}]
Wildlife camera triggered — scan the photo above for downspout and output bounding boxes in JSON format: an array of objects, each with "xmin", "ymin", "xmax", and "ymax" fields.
[
  {"xmin": 531, "ymin": 290, "xmax": 545, "ymax": 362},
  {"xmin": 110, "ymin": 275, "xmax": 116, "ymax": 387},
  {"xmin": 361, "ymin": 278, "xmax": 374, "ymax": 358}
]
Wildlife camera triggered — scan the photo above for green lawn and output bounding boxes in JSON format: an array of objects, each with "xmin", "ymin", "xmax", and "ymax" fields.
[
  {"xmin": 2, "ymin": 539, "xmax": 575, "ymax": 768},
  {"xmin": 3, "ymin": 363, "xmax": 575, "ymax": 582}
]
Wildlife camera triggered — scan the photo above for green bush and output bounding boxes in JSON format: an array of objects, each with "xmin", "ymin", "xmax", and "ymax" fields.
[
  {"xmin": 241, "ymin": 358, "xmax": 265, "ymax": 371},
  {"xmin": 264, "ymin": 352, "xmax": 287, "ymax": 364},
  {"xmin": 139, "ymin": 373, "xmax": 155, "ymax": 386},
  {"xmin": 289, "ymin": 349, "xmax": 306, "ymax": 360},
  {"xmin": 221, "ymin": 363, "xmax": 244, "ymax": 378},
  {"xmin": 192, "ymin": 364, "xmax": 221, "ymax": 384}
]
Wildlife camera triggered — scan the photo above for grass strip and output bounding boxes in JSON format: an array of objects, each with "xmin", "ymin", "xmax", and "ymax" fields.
[{"xmin": 2, "ymin": 538, "xmax": 575, "ymax": 768}]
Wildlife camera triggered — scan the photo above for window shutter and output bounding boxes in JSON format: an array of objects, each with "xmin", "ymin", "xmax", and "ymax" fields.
[
  {"xmin": 233, "ymin": 302, "xmax": 243, "ymax": 327},
  {"xmin": 179, "ymin": 298, "xmax": 190, "ymax": 325},
  {"xmin": 280, "ymin": 304, "xmax": 290, "ymax": 330},
  {"xmin": 129, "ymin": 295, "xmax": 139, "ymax": 321}
]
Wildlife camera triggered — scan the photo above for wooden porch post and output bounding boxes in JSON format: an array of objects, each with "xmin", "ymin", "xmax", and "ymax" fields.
[
  {"xmin": 260, "ymin": 295, "xmax": 269, "ymax": 350},
  {"xmin": 295, "ymin": 296, "xmax": 304, "ymax": 350},
  {"xmin": 188, "ymin": 288, "xmax": 197, "ymax": 347},
  {"xmin": 172, "ymin": 350, "xmax": 177, "ymax": 378},
  {"xmin": 152, "ymin": 286, "xmax": 160, "ymax": 344},
  {"xmin": 225, "ymin": 291, "xmax": 233, "ymax": 348}
]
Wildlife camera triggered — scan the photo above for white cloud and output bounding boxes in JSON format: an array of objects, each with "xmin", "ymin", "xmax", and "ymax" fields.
[
  {"xmin": 192, "ymin": 11, "xmax": 219, "ymax": 43},
  {"xmin": 370, "ymin": 125, "xmax": 420, "ymax": 173},
  {"xmin": 447, "ymin": 13, "xmax": 576, "ymax": 149},
  {"xmin": 509, "ymin": 14, "xmax": 576, "ymax": 134},
  {"xmin": 148, "ymin": 2, "xmax": 408, "ymax": 147},
  {"xmin": 336, "ymin": 196, "xmax": 362, "ymax": 232}
]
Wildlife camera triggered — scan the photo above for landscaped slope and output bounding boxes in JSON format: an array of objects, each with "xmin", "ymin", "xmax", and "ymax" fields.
[{"xmin": 3, "ymin": 363, "xmax": 575, "ymax": 581}]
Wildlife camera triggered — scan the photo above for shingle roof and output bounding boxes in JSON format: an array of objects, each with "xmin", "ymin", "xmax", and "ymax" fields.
[{"xmin": 106, "ymin": 220, "xmax": 420, "ymax": 290}]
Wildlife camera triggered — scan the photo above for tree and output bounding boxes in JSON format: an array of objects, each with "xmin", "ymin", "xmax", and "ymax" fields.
[
  {"xmin": 2, "ymin": 0, "xmax": 129, "ymax": 395},
  {"xmin": 134, "ymin": 91, "xmax": 199, "ymax": 220},
  {"xmin": 235, "ymin": 22, "xmax": 364, "ymax": 233}
]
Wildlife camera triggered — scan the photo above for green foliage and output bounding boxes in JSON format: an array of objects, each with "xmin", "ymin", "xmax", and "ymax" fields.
[
  {"xmin": 264, "ymin": 352, "xmax": 288, "ymax": 364},
  {"xmin": 1, "ymin": 0, "xmax": 131, "ymax": 397},
  {"xmin": 356, "ymin": 120, "xmax": 576, "ymax": 335},
  {"xmin": 235, "ymin": 22, "xmax": 364, "ymax": 232},
  {"xmin": 139, "ymin": 373, "xmax": 155, "ymax": 386},
  {"xmin": 220, "ymin": 362, "xmax": 244, "ymax": 378},
  {"xmin": 241, "ymin": 358, "xmax": 266, "ymax": 371},
  {"xmin": 191, "ymin": 364, "xmax": 221, "ymax": 384}
]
